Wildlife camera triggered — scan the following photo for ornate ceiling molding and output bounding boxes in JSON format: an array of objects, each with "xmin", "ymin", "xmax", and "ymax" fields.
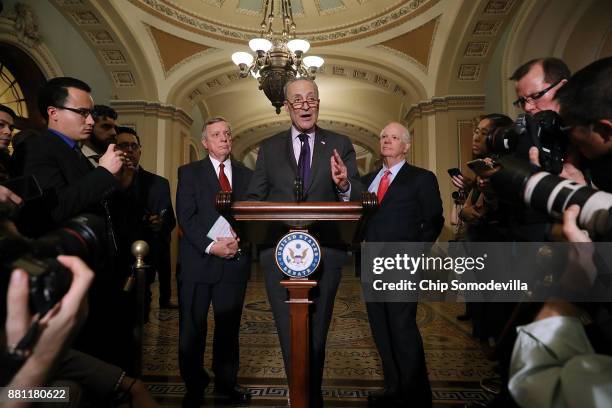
[
  {"xmin": 183, "ymin": 60, "xmax": 410, "ymax": 110},
  {"xmin": 110, "ymin": 100, "xmax": 193, "ymax": 128},
  {"xmin": 50, "ymin": 0, "xmax": 140, "ymax": 90},
  {"xmin": 404, "ymin": 95, "xmax": 485, "ymax": 124},
  {"xmin": 0, "ymin": 15, "xmax": 62, "ymax": 78},
  {"xmin": 454, "ymin": 0, "xmax": 519, "ymax": 82},
  {"xmin": 129, "ymin": 0, "xmax": 439, "ymax": 46}
]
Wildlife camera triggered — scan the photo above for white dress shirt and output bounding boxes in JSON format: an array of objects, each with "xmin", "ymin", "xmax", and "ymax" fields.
[
  {"xmin": 205, "ymin": 156, "xmax": 232, "ymax": 254},
  {"xmin": 367, "ymin": 160, "xmax": 406, "ymax": 193},
  {"xmin": 290, "ymin": 126, "xmax": 351, "ymax": 201}
]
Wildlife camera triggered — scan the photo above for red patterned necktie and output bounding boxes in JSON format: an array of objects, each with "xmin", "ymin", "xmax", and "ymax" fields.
[
  {"xmin": 218, "ymin": 162, "xmax": 231, "ymax": 192},
  {"xmin": 377, "ymin": 170, "xmax": 391, "ymax": 202}
]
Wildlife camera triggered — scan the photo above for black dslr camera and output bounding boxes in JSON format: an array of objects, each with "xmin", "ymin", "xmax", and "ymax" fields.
[
  {"xmin": 0, "ymin": 214, "xmax": 105, "ymax": 317},
  {"xmin": 486, "ymin": 111, "xmax": 569, "ymax": 174},
  {"xmin": 528, "ymin": 110, "xmax": 569, "ymax": 174}
]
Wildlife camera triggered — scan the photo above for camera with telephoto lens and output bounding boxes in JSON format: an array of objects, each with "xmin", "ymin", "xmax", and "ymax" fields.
[
  {"xmin": 0, "ymin": 214, "xmax": 106, "ymax": 317},
  {"xmin": 487, "ymin": 111, "xmax": 569, "ymax": 175},
  {"xmin": 490, "ymin": 157, "xmax": 612, "ymax": 239}
]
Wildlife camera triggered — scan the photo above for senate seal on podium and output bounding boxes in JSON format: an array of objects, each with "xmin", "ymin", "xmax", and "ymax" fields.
[{"xmin": 275, "ymin": 231, "xmax": 321, "ymax": 278}]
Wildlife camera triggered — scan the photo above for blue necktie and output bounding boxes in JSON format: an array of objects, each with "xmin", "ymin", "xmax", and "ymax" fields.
[{"xmin": 297, "ymin": 133, "xmax": 311, "ymax": 188}]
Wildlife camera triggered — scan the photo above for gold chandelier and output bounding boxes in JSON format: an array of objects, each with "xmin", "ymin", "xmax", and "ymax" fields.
[{"xmin": 231, "ymin": 0, "xmax": 324, "ymax": 114}]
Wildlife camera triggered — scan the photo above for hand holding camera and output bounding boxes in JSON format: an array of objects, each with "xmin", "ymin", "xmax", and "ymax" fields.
[
  {"xmin": 528, "ymin": 147, "xmax": 586, "ymax": 185},
  {"xmin": 4, "ymin": 256, "xmax": 93, "ymax": 386}
]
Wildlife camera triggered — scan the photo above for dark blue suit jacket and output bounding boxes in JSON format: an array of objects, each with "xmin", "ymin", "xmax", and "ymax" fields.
[
  {"xmin": 176, "ymin": 157, "xmax": 252, "ymax": 284},
  {"xmin": 15, "ymin": 130, "xmax": 118, "ymax": 238},
  {"xmin": 362, "ymin": 162, "xmax": 444, "ymax": 242},
  {"xmin": 246, "ymin": 127, "xmax": 362, "ymax": 246}
]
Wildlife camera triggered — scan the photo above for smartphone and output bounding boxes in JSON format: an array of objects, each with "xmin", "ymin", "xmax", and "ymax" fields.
[
  {"xmin": 1, "ymin": 175, "xmax": 43, "ymax": 202},
  {"xmin": 447, "ymin": 168, "xmax": 462, "ymax": 177},
  {"xmin": 467, "ymin": 159, "xmax": 495, "ymax": 175}
]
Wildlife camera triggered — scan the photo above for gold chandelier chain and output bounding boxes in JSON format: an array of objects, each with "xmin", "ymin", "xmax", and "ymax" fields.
[{"xmin": 260, "ymin": 0, "xmax": 296, "ymax": 39}]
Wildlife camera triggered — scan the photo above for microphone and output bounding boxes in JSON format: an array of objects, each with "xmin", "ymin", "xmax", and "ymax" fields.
[{"xmin": 294, "ymin": 177, "xmax": 304, "ymax": 203}]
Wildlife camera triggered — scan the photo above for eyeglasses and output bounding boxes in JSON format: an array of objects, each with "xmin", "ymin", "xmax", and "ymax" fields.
[
  {"xmin": 56, "ymin": 106, "xmax": 95, "ymax": 118},
  {"xmin": 288, "ymin": 98, "xmax": 319, "ymax": 109},
  {"xmin": 513, "ymin": 79, "xmax": 563, "ymax": 108},
  {"xmin": 116, "ymin": 142, "xmax": 140, "ymax": 150}
]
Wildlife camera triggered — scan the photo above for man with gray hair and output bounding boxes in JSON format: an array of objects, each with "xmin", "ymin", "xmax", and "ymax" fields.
[
  {"xmin": 247, "ymin": 78, "xmax": 362, "ymax": 407},
  {"xmin": 176, "ymin": 116, "xmax": 252, "ymax": 407},
  {"xmin": 361, "ymin": 121, "xmax": 443, "ymax": 407}
]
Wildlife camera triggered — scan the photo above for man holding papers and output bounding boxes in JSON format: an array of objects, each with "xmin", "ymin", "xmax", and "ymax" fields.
[{"xmin": 176, "ymin": 117, "xmax": 253, "ymax": 407}]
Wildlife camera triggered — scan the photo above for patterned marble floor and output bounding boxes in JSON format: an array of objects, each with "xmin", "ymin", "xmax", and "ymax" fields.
[{"xmin": 142, "ymin": 258, "xmax": 496, "ymax": 407}]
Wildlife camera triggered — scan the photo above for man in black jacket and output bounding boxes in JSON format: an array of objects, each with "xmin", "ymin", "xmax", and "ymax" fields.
[
  {"xmin": 15, "ymin": 77, "xmax": 124, "ymax": 365},
  {"xmin": 176, "ymin": 117, "xmax": 252, "ymax": 407},
  {"xmin": 16, "ymin": 77, "xmax": 123, "ymax": 237},
  {"xmin": 362, "ymin": 122, "xmax": 443, "ymax": 407},
  {"xmin": 114, "ymin": 127, "xmax": 177, "ymax": 312}
]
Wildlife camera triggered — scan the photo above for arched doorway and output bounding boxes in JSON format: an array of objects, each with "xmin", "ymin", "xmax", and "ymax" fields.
[{"xmin": 0, "ymin": 42, "xmax": 47, "ymax": 130}]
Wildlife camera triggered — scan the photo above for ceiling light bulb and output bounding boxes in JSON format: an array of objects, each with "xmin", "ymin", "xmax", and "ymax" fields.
[
  {"xmin": 287, "ymin": 39, "xmax": 310, "ymax": 54},
  {"xmin": 303, "ymin": 55, "xmax": 324, "ymax": 68},
  {"xmin": 231, "ymin": 52, "xmax": 254, "ymax": 66},
  {"xmin": 249, "ymin": 38, "xmax": 273, "ymax": 52}
]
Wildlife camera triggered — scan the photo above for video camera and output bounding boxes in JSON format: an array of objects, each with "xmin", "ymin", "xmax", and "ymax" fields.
[
  {"xmin": 490, "ymin": 157, "xmax": 612, "ymax": 240},
  {"xmin": 0, "ymin": 214, "xmax": 106, "ymax": 317},
  {"xmin": 486, "ymin": 111, "xmax": 569, "ymax": 174}
]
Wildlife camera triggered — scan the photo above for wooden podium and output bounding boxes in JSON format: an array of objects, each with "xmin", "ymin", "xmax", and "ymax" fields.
[{"xmin": 217, "ymin": 192, "xmax": 376, "ymax": 408}]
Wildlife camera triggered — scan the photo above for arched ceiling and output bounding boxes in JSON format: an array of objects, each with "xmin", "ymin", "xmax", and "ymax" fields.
[
  {"xmin": 47, "ymin": 0, "xmax": 522, "ymax": 161},
  {"xmin": 127, "ymin": 0, "xmax": 439, "ymax": 46}
]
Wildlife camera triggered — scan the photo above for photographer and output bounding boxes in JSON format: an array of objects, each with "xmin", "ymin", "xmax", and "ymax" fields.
[
  {"xmin": 508, "ymin": 57, "xmax": 612, "ymax": 408},
  {"xmin": 4, "ymin": 256, "xmax": 93, "ymax": 389},
  {"xmin": 511, "ymin": 58, "xmax": 569, "ymax": 117},
  {"xmin": 2, "ymin": 256, "xmax": 159, "ymax": 407},
  {"xmin": 505, "ymin": 58, "xmax": 573, "ymax": 241}
]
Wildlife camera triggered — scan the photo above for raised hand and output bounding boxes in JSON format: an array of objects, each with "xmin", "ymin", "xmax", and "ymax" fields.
[{"xmin": 330, "ymin": 149, "xmax": 349, "ymax": 192}]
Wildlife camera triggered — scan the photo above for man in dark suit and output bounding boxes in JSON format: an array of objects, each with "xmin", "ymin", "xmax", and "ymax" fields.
[
  {"xmin": 15, "ymin": 77, "xmax": 124, "ymax": 237},
  {"xmin": 14, "ymin": 77, "xmax": 125, "ymax": 366},
  {"xmin": 176, "ymin": 117, "xmax": 252, "ymax": 407},
  {"xmin": 362, "ymin": 122, "xmax": 443, "ymax": 407},
  {"xmin": 114, "ymin": 127, "xmax": 177, "ymax": 312},
  {"xmin": 246, "ymin": 78, "xmax": 362, "ymax": 407}
]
